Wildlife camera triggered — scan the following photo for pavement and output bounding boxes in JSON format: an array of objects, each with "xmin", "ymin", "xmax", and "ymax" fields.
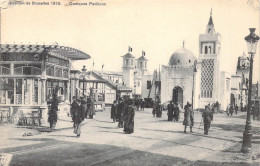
[{"xmin": 0, "ymin": 108, "xmax": 260, "ymax": 166}]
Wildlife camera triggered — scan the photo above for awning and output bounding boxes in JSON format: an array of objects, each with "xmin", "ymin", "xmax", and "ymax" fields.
[{"xmin": 0, "ymin": 44, "xmax": 91, "ymax": 60}]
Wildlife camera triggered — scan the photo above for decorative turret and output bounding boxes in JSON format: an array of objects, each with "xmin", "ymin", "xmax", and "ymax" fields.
[
  {"xmin": 122, "ymin": 52, "xmax": 135, "ymax": 69},
  {"xmin": 137, "ymin": 51, "xmax": 148, "ymax": 71},
  {"xmin": 206, "ymin": 9, "xmax": 215, "ymax": 34},
  {"xmin": 237, "ymin": 52, "xmax": 250, "ymax": 70}
]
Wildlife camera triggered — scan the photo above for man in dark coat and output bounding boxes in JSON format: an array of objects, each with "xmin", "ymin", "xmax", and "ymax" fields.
[
  {"xmin": 215, "ymin": 101, "xmax": 220, "ymax": 113},
  {"xmin": 156, "ymin": 102, "xmax": 162, "ymax": 117},
  {"xmin": 117, "ymin": 98, "xmax": 125, "ymax": 128},
  {"xmin": 235, "ymin": 104, "xmax": 238, "ymax": 115},
  {"xmin": 229, "ymin": 105, "xmax": 234, "ymax": 116},
  {"xmin": 88, "ymin": 97, "xmax": 95, "ymax": 119},
  {"xmin": 141, "ymin": 100, "xmax": 145, "ymax": 111},
  {"xmin": 152, "ymin": 101, "xmax": 157, "ymax": 117},
  {"xmin": 173, "ymin": 103, "xmax": 179, "ymax": 121},
  {"xmin": 202, "ymin": 106, "xmax": 213, "ymax": 135},
  {"xmin": 167, "ymin": 101, "xmax": 174, "ymax": 121},
  {"xmin": 71, "ymin": 96, "xmax": 78, "ymax": 124},
  {"xmin": 111, "ymin": 100, "xmax": 117, "ymax": 123},
  {"xmin": 183, "ymin": 102, "xmax": 194, "ymax": 133},
  {"xmin": 48, "ymin": 94, "xmax": 58, "ymax": 130},
  {"xmin": 123, "ymin": 99, "xmax": 135, "ymax": 134},
  {"xmin": 72, "ymin": 99, "xmax": 85, "ymax": 138}
]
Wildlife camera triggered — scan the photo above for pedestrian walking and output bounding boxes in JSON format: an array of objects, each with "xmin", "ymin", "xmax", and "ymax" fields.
[
  {"xmin": 72, "ymin": 99, "xmax": 85, "ymax": 138},
  {"xmin": 235, "ymin": 104, "xmax": 238, "ymax": 115},
  {"xmin": 152, "ymin": 101, "xmax": 157, "ymax": 117},
  {"xmin": 48, "ymin": 93, "xmax": 58, "ymax": 130},
  {"xmin": 123, "ymin": 99, "xmax": 135, "ymax": 134},
  {"xmin": 80, "ymin": 97, "xmax": 87, "ymax": 119},
  {"xmin": 202, "ymin": 106, "xmax": 213, "ymax": 135},
  {"xmin": 88, "ymin": 97, "xmax": 95, "ymax": 119},
  {"xmin": 226, "ymin": 104, "xmax": 230, "ymax": 116},
  {"xmin": 141, "ymin": 100, "xmax": 145, "ymax": 111},
  {"xmin": 173, "ymin": 103, "xmax": 180, "ymax": 121},
  {"xmin": 117, "ymin": 98, "xmax": 125, "ymax": 128},
  {"xmin": 183, "ymin": 102, "xmax": 194, "ymax": 133},
  {"xmin": 229, "ymin": 104, "xmax": 234, "ymax": 116},
  {"xmin": 167, "ymin": 101, "xmax": 174, "ymax": 121},
  {"xmin": 156, "ymin": 102, "xmax": 162, "ymax": 117},
  {"xmin": 216, "ymin": 101, "xmax": 220, "ymax": 113},
  {"xmin": 111, "ymin": 100, "xmax": 117, "ymax": 123}
]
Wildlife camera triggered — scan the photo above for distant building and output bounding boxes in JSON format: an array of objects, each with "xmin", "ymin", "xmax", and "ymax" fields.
[
  {"xmin": 121, "ymin": 51, "xmax": 153, "ymax": 99},
  {"xmin": 161, "ymin": 11, "xmax": 231, "ymax": 110},
  {"xmin": 0, "ymin": 44, "xmax": 90, "ymax": 124}
]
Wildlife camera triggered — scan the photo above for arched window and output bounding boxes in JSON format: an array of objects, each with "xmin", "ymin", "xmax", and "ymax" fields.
[
  {"xmin": 208, "ymin": 29, "xmax": 211, "ymax": 33},
  {"xmin": 14, "ymin": 64, "xmax": 41, "ymax": 75},
  {"xmin": 205, "ymin": 46, "xmax": 208, "ymax": 54},
  {"xmin": 189, "ymin": 59, "xmax": 191, "ymax": 63},
  {"xmin": 46, "ymin": 65, "xmax": 54, "ymax": 76},
  {"xmin": 209, "ymin": 46, "xmax": 212, "ymax": 54},
  {"xmin": 0, "ymin": 64, "xmax": 10, "ymax": 75}
]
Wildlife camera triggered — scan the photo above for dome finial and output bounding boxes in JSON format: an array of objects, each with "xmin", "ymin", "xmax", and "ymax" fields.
[
  {"xmin": 183, "ymin": 40, "xmax": 185, "ymax": 48},
  {"xmin": 210, "ymin": 8, "xmax": 212, "ymax": 16}
]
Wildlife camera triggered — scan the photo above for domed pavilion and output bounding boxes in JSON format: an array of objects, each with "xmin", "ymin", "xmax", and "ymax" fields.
[{"xmin": 161, "ymin": 42, "xmax": 200, "ymax": 109}]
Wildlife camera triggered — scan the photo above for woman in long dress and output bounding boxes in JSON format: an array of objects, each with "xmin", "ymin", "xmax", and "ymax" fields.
[
  {"xmin": 123, "ymin": 100, "xmax": 135, "ymax": 134},
  {"xmin": 111, "ymin": 100, "xmax": 117, "ymax": 123}
]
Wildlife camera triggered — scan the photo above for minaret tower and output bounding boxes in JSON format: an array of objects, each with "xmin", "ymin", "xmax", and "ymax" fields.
[
  {"xmin": 122, "ymin": 48, "xmax": 135, "ymax": 88},
  {"xmin": 137, "ymin": 51, "xmax": 148, "ymax": 76},
  {"xmin": 199, "ymin": 9, "xmax": 222, "ymax": 106}
]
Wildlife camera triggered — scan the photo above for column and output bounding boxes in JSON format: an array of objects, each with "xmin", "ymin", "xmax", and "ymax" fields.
[
  {"xmin": 22, "ymin": 79, "xmax": 24, "ymax": 104},
  {"xmin": 66, "ymin": 81, "xmax": 70, "ymax": 101},
  {"xmin": 38, "ymin": 79, "xmax": 41, "ymax": 105},
  {"xmin": 41, "ymin": 79, "xmax": 46, "ymax": 104},
  {"xmin": 10, "ymin": 63, "xmax": 14, "ymax": 76},
  {"xmin": 14, "ymin": 79, "xmax": 16, "ymax": 104}
]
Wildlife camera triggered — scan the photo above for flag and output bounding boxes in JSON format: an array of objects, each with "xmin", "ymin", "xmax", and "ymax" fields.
[
  {"xmin": 128, "ymin": 46, "xmax": 132, "ymax": 52},
  {"xmin": 142, "ymin": 51, "xmax": 145, "ymax": 56},
  {"xmin": 93, "ymin": 60, "xmax": 95, "ymax": 67},
  {"xmin": 102, "ymin": 64, "xmax": 104, "ymax": 69}
]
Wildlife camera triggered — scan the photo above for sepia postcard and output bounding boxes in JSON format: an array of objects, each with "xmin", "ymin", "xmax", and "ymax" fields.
[{"xmin": 0, "ymin": 0, "xmax": 260, "ymax": 165}]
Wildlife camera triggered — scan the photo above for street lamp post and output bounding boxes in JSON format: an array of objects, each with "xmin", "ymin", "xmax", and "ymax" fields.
[
  {"xmin": 192, "ymin": 60, "xmax": 197, "ymax": 110},
  {"xmin": 241, "ymin": 28, "xmax": 259, "ymax": 153},
  {"xmin": 82, "ymin": 65, "xmax": 87, "ymax": 97}
]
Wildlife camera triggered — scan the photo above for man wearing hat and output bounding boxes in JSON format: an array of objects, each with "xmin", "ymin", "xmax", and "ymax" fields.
[{"xmin": 202, "ymin": 105, "xmax": 213, "ymax": 135}]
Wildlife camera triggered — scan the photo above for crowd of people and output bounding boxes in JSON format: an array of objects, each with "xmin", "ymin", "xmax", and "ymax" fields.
[
  {"xmin": 226, "ymin": 102, "xmax": 260, "ymax": 120},
  {"xmin": 111, "ymin": 98, "xmax": 135, "ymax": 134},
  {"xmin": 70, "ymin": 96, "xmax": 95, "ymax": 138},
  {"xmin": 48, "ymin": 92, "xmax": 259, "ymax": 138}
]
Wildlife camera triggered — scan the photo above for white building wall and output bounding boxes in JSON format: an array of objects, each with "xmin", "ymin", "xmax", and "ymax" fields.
[
  {"xmin": 141, "ymin": 75, "xmax": 153, "ymax": 99},
  {"xmin": 161, "ymin": 65, "xmax": 194, "ymax": 110}
]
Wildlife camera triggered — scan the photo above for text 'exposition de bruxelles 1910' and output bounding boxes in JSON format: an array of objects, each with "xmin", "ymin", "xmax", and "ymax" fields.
[{"xmin": 8, "ymin": 1, "xmax": 106, "ymax": 6}]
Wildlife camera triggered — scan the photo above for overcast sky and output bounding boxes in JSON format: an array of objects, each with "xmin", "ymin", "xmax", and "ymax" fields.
[{"xmin": 2, "ymin": 0, "xmax": 260, "ymax": 82}]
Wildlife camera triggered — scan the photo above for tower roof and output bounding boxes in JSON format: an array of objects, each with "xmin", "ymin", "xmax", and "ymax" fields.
[
  {"xmin": 137, "ymin": 55, "xmax": 148, "ymax": 61},
  {"xmin": 208, "ymin": 9, "xmax": 214, "ymax": 25},
  {"xmin": 122, "ymin": 52, "xmax": 135, "ymax": 58},
  {"xmin": 168, "ymin": 46, "xmax": 196, "ymax": 66}
]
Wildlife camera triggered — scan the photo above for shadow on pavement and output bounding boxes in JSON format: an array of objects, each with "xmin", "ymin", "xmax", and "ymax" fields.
[
  {"xmin": 138, "ymin": 128, "xmax": 240, "ymax": 143},
  {"xmin": 211, "ymin": 123, "xmax": 260, "ymax": 135},
  {"xmin": 3, "ymin": 136, "xmax": 257, "ymax": 166}
]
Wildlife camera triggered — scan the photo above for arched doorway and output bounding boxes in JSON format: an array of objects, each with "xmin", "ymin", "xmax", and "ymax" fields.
[
  {"xmin": 230, "ymin": 93, "xmax": 235, "ymax": 106},
  {"xmin": 172, "ymin": 86, "xmax": 183, "ymax": 109}
]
